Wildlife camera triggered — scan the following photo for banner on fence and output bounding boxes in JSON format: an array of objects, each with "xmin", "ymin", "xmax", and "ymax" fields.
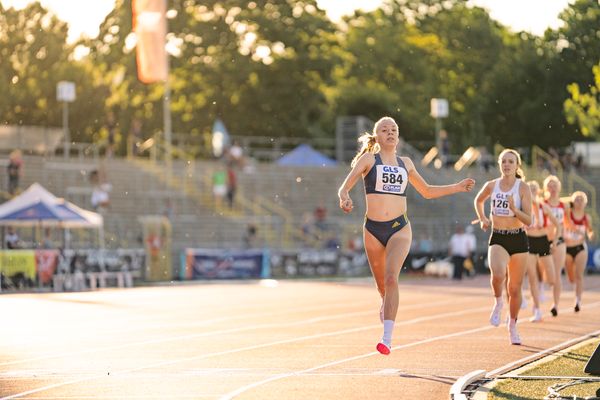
[
  {"xmin": 181, "ymin": 249, "xmax": 269, "ymax": 280},
  {"xmin": 590, "ymin": 247, "xmax": 600, "ymax": 272},
  {"xmin": 35, "ymin": 250, "xmax": 60, "ymax": 284},
  {"xmin": 0, "ymin": 250, "xmax": 37, "ymax": 280}
]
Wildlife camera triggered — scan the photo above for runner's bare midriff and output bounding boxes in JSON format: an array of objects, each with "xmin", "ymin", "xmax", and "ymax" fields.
[
  {"xmin": 492, "ymin": 215, "xmax": 524, "ymax": 230},
  {"xmin": 365, "ymin": 193, "xmax": 407, "ymax": 221}
]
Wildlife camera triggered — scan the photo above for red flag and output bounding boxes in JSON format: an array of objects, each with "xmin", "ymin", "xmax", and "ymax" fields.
[{"xmin": 132, "ymin": 0, "xmax": 168, "ymax": 83}]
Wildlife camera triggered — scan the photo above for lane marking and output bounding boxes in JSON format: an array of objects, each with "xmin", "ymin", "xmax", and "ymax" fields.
[
  {"xmin": 1, "ymin": 306, "xmax": 491, "ymax": 399},
  {"xmin": 219, "ymin": 301, "xmax": 600, "ymax": 399},
  {"xmin": 0, "ymin": 298, "xmax": 473, "ymax": 367},
  {"xmin": 218, "ymin": 325, "xmax": 496, "ymax": 400},
  {"xmin": 4, "ymin": 284, "xmax": 600, "ymax": 400}
]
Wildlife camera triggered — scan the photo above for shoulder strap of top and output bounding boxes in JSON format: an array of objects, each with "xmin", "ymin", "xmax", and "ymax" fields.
[
  {"xmin": 396, "ymin": 155, "xmax": 406, "ymax": 169},
  {"xmin": 493, "ymin": 179, "xmax": 500, "ymax": 191},
  {"xmin": 374, "ymin": 153, "xmax": 381, "ymax": 164},
  {"xmin": 512, "ymin": 179, "xmax": 521, "ymax": 193}
]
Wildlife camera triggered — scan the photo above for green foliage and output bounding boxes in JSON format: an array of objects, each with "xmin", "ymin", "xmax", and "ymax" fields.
[
  {"xmin": 1, "ymin": 0, "xmax": 599, "ymax": 155},
  {"xmin": 565, "ymin": 63, "xmax": 600, "ymax": 139},
  {"xmin": 0, "ymin": 1, "xmax": 106, "ymax": 142}
]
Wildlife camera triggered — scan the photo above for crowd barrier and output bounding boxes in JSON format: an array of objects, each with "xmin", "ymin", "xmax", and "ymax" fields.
[{"xmin": 0, "ymin": 248, "xmax": 145, "ymax": 291}]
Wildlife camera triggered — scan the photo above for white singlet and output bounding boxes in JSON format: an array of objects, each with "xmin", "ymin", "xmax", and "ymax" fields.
[{"xmin": 491, "ymin": 179, "xmax": 522, "ymax": 217}]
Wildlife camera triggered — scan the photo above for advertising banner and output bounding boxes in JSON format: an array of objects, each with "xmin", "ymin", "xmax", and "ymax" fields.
[
  {"xmin": 35, "ymin": 250, "xmax": 60, "ymax": 284},
  {"xmin": 182, "ymin": 249, "xmax": 269, "ymax": 280},
  {"xmin": 590, "ymin": 247, "xmax": 600, "ymax": 273},
  {"xmin": 0, "ymin": 250, "xmax": 36, "ymax": 280}
]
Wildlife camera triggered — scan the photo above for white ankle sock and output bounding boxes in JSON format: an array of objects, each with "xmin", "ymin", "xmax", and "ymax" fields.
[
  {"xmin": 494, "ymin": 296, "xmax": 503, "ymax": 307},
  {"xmin": 382, "ymin": 320, "xmax": 394, "ymax": 346}
]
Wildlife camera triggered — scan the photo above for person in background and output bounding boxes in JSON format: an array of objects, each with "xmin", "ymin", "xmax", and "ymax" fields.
[
  {"xmin": 543, "ymin": 175, "xmax": 568, "ymax": 317},
  {"xmin": 474, "ymin": 148, "xmax": 532, "ymax": 345},
  {"xmin": 7, "ymin": 149, "xmax": 23, "ymax": 196},
  {"xmin": 338, "ymin": 116, "xmax": 474, "ymax": 355},
  {"xmin": 106, "ymin": 111, "xmax": 117, "ymax": 158},
  {"xmin": 564, "ymin": 191, "xmax": 595, "ymax": 312},
  {"xmin": 448, "ymin": 224, "xmax": 474, "ymax": 280},
  {"xmin": 464, "ymin": 225, "xmax": 477, "ymax": 276},
  {"xmin": 5, "ymin": 226, "xmax": 21, "ymax": 249},
  {"xmin": 523, "ymin": 180, "xmax": 559, "ymax": 322},
  {"xmin": 212, "ymin": 165, "xmax": 227, "ymax": 208},
  {"xmin": 41, "ymin": 227, "xmax": 55, "ymax": 249},
  {"xmin": 313, "ymin": 206, "xmax": 340, "ymax": 249},
  {"xmin": 89, "ymin": 169, "xmax": 111, "ymax": 213},
  {"xmin": 226, "ymin": 162, "xmax": 237, "ymax": 209},
  {"xmin": 129, "ymin": 118, "xmax": 143, "ymax": 157},
  {"xmin": 227, "ymin": 140, "xmax": 244, "ymax": 168},
  {"xmin": 243, "ymin": 223, "xmax": 259, "ymax": 249}
]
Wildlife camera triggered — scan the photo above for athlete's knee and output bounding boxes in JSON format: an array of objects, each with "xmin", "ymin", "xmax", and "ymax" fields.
[
  {"xmin": 383, "ymin": 274, "xmax": 398, "ymax": 288},
  {"xmin": 507, "ymin": 284, "xmax": 521, "ymax": 298}
]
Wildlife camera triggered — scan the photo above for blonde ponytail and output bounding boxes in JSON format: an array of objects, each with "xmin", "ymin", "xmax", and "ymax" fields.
[{"xmin": 351, "ymin": 132, "xmax": 378, "ymax": 167}]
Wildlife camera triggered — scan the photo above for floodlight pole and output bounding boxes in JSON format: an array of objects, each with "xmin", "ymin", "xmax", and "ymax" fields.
[
  {"xmin": 435, "ymin": 117, "xmax": 442, "ymax": 154},
  {"xmin": 63, "ymin": 101, "xmax": 70, "ymax": 159}
]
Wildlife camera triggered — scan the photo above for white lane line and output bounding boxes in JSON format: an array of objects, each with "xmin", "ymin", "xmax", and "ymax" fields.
[
  {"xmin": 218, "ymin": 325, "xmax": 496, "ymax": 400},
  {"xmin": 220, "ymin": 300, "xmax": 600, "ymax": 400},
  {"xmin": 0, "ymin": 297, "xmax": 473, "ymax": 368},
  {"xmin": 0, "ymin": 306, "xmax": 490, "ymax": 400},
  {"xmin": 374, "ymin": 369, "xmax": 402, "ymax": 375}
]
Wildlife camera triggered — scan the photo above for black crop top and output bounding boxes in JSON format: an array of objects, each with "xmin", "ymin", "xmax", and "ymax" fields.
[{"xmin": 363, "ymin": 153, "xmax": 409, "ymax": 196}]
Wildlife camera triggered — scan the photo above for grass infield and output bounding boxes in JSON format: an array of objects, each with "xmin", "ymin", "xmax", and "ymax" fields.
[{"xmin": 488, "ymin": 339, "xmax": 600, "ymax": 399}]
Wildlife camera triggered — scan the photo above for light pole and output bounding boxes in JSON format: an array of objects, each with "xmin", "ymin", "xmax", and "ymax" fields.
[
  {"xmin": 57, "ymin": 81, "xmax": 76, "ymax": 159},
  {"xmin": 430, "ymin": 98, "xmax": 449, "ymax": 167}
]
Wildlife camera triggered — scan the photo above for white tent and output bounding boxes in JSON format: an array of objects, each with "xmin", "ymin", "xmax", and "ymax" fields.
[{"xmin": 0, "ymin": 183, "xmax": 102, "ymax": 228}]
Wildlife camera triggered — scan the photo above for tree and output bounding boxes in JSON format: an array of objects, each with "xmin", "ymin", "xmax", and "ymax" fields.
[
  {"xmin": 331, "ymin": 0, "xmax": 506, "ymax": 151},
  {"xmin": 0, "ymin": 2, "xmax": 105, "ymax": 143},
  {"xmin": 538, "ymin": 0, "xmax": 600, "ymax": 145},
  {"xmin": 480, "ymin": 32, "xmax": 557, "ymax": 148},
  {"xmin": 565, "ymin": 63, "xmax": 600, "ymax": 139},
  {"xmin": 83, "ymin": 0, "xmax": 341, "ymax": 152},
  {"xmin": 416, "ymin": 1, "xmax": 506, "ymax": 150}
]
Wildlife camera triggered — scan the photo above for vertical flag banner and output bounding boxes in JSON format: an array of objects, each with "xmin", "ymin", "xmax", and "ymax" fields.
[{"xmin": 132, "ymin": 0, "xmax": 168, "ymax": 83}]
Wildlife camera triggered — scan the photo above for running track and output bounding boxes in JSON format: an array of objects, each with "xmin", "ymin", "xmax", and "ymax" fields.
[{"xmin": 2, "ymin": 275, "xmax": 600, "ymax": 400}]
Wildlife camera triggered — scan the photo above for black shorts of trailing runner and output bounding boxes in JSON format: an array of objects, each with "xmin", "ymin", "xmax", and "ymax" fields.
[
  {"xmin": 566, "ymin": 244, "xmax": 586, "ymax": 259},
  {"xmin": 527, "ymin": 235, "xmax": 551, "ymax": 256},
  {"xmin": 489, "ymin": 228, "xmax": 529, "ymax": 255}
]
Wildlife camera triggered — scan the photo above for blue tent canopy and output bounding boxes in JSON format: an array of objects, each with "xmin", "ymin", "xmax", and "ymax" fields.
[
  {"xmin": 276, "ymin": 144, "xmax": 337, "ymax": 167},
  {"xmin": 0, "ymin": 183, "xmax": 102, "ymax": 227},
  {"xmin": 2, "ymin": 201, "xmax": 87, "ymax": 222}
]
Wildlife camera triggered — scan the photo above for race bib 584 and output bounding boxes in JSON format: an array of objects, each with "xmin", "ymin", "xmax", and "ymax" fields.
[{"xmin": 375, "ymin": 165, "xmax": 408, "ymax": 194}]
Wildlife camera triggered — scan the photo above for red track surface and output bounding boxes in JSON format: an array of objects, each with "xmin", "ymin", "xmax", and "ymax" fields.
[{"xmin": 2, "ymin": 275, "xmax": 600, "ymax": 400}]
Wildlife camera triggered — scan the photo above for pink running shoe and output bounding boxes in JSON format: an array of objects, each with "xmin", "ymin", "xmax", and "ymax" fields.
[{"xmin": 376, "ymin": 342, "xmax": 391, "ymax": 355}]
